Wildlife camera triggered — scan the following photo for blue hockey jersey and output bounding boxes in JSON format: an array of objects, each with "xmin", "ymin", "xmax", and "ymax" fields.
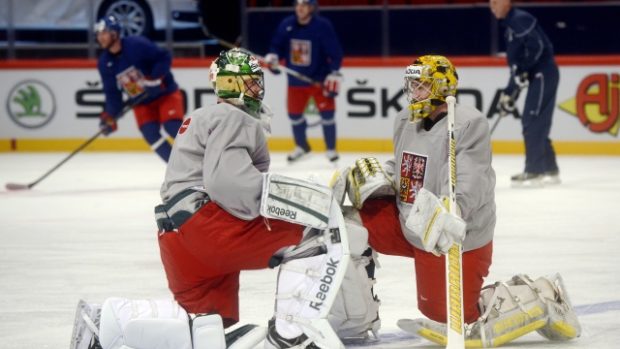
[
  {"xmin": 269, "ymin": 14, "xmax": 343, "ymax": 87},
  {"xmin": 97, "ymin": 36, "xmax": 178, "ymax": 117}
]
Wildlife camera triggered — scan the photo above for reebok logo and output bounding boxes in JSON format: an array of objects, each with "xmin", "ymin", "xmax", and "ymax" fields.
[
  {"xmin": 309, "ymin": 257, "xmax": 340, "ymax": 311},
  {"xmin": 267, "ymin": 205, "xmax": 297, "ymax": 220}
]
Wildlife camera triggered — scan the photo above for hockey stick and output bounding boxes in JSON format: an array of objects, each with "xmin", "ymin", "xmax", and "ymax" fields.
[
  {"xmin": 5, "ymin": 101, "xmax": 137, "ymax": 191},
  {"xmin": 444, "ymin": 96, "xmax": 465, "ymax": 349},
  {"xmin": 199, "ymin": 21, "xmax": 322, "ymax": 87}
]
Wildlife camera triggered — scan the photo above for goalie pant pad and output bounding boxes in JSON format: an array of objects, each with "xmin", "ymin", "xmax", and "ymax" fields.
[
  {"xmin": 99, "ymin": 298, "xmax": 235, "ymax": 349},
  {"xmin": 261, "ymin": 173, "xmax": 333, "ymax": 230},
  {"xmin": 404, "ymin": 187, "xmax": 466, "ymax": 255},
  {"xmin": 346, "ymin": 157, "xmax": 396, "ymax": 210},
  {"xmin": 328, "ymin": 208, "xmax": 381, "ymax": 340},
  {"xmin": 404, "ymin": 273, "xmax": 581, "ymax": 348},
  {"xmin": 272, "ymin": 201, "xmax": 350, "ymax": 348}
]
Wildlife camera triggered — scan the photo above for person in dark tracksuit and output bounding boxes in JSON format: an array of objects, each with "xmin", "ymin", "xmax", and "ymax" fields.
[{"xmin": 490, "ymin": 0, "xmax": 560, "ymax": 187}]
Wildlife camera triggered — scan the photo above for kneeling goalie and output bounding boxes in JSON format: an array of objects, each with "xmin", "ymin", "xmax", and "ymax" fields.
[{"xmin": 70, "ymin": 48, "xmax": 379, "ymax": 349}]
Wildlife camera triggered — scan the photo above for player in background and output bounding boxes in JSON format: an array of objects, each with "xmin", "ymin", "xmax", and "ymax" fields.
[
  {"xmin": 331, "ymin": 55, "xmax": 581, "ymax": 347},
  {"xmin": 70, "ymin": 48, "xmax": 380, "ymax": 349},
  {"xmin": 264, "ymin": 0, "xmax": 344, "ymax": 163},
  {"xmin": 490, "ymin": 0, "xmax": 561, "ymax": 187},
  {"xmin": 95, "ymin": 15, "xmax": 185, "ymax": 162}
]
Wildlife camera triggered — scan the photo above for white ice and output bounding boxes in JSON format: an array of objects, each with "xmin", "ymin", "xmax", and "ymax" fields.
[{"xmin": 1, "ymin": 152, "xmax": 619, "ymax": 349}]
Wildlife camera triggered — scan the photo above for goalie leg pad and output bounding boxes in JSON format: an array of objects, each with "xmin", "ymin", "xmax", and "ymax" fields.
[
  {"xmin": 192, "ymin": 314, "xmax": 226, "ymax": 349},
  {"xmin": 398, "ymin": 273, "xmax": 581, "ymax": 348},
  {"xmin": 192, "ymin": 314, "xmax": 267, "ymax": 349},
  {"xmin": 268, "ymin": 202, "xmax": 350, "ymax": 348},
  {"xmin": 328, "ymin": 208, "xmax": 381, "ymax": 341},
  {"xmin": 99, "ymin": 297, "xmax": 192, "ymax": 349}
]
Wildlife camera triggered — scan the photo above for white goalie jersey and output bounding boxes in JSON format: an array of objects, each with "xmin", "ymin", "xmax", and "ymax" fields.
[{"xmin": 389, "ymin": 104, "xmax": 496, "ymax": 252}]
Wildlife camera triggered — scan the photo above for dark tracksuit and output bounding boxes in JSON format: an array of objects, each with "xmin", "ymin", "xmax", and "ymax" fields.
[{"xmin": 502, "ymin": 8, "xmax": 559, "ymax": 174}]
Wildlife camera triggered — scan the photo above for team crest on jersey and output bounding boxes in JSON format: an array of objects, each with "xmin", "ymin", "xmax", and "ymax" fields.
[
  {"xmin": 116, "ymin": 66, "xmax": 145, "ymax": 97},
  {"xmin": 399, "ymin": 151, "xmax": 427, "ymax": 204},
  {"xmin": 290, "ymin": 39, "xmax": 311, "ymax": 67}
]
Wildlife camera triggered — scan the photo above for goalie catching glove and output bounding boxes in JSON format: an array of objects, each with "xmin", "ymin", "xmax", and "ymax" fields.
[
  {"xmin": 331, "ymin": 157, "xmax": 395, "ymax": 209},
  {"xmin": 405, "ymin": 188, "xmax": 466, "ymax": 255}
]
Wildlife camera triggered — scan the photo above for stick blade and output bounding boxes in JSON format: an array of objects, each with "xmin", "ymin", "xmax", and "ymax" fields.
[{"xmin": 5, "ymin": 182, "xmax": 31, "ymax": 191}]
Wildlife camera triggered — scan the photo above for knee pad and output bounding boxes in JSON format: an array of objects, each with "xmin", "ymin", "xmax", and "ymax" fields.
[{"xmin": 99, "ymin": 298, "xmax": 192, "ymax": 349}]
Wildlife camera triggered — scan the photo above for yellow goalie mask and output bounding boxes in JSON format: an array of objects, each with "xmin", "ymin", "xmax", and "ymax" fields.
[{"xmin": 403, "ymin": 55, "xmax": 458, "ymax": 121}]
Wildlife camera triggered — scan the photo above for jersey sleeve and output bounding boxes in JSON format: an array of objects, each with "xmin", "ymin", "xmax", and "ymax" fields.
[
  {"xmin": 449, "ymin": 113, "xmax": 495, "ymax": 222},
  {"xmin": 202, "ymin": 111, "xmax": 266, "ymax": 220},
  {"xmin": 319, "ymin": 19, "xmax": 343, "ymax": 72},
  {"xmin": 133, "ymin": 36, "xmax": 172, "ymax": 79},
  {"xmin": 98, "ymin": 58, "xmax": 123, "ymax": 117}
]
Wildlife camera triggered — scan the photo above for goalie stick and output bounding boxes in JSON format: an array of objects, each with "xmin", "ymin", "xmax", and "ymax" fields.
[
  {"xmin": 5, "ymin": 100, "xmax": 138, "ymax": 191},
  {"xmin": 445, "ymin": 96, "xmax": 465, "ymax": 349}
]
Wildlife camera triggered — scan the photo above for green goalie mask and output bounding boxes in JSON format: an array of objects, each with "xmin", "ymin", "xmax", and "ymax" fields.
[
  {"xmin": 210, "ymin": 48, "xmax": 265, "ymax": 118},
  {"xmin": 403, "ymin": 55, "xmax": 458, "ymax": 121}
]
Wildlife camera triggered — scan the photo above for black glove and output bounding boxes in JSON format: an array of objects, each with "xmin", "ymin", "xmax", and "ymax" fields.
[{"xmin": 99, "ymin": 112, "xmax": 118, "ymax": 135}]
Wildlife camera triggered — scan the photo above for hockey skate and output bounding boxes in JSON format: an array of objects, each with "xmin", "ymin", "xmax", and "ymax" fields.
[
  {"xmin": 510, "ymin": 172, "xmax": 544, "ymax": 188},
  {"xmin": 326, "ymin": 150, "xmax": 340, "ymax": 163},
  {"xmin": 70, "ymin": 299, "xmax": 102, "ymax": 349},
  {"xmin": 287, "ymin": 146, "xmax": 311, "ymax": 163},
  {"xmin": 398, "ymin": 273, "xmax": 581, "ymax": 348},
  {"xmin": 542, "ymin": 170, "xmax": 561, "ymax": 185}
]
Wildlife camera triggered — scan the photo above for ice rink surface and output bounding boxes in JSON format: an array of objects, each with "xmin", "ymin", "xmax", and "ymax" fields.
[{"xmin": 1, "ymin": 151, "xmax": 619, "ymax": 349}]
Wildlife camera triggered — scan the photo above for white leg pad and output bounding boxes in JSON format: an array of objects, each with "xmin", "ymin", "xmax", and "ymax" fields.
[
  {"xmin": 328, "ymin": 208, "xmax": 381, "ymax": 341},
  {"xmin": 468, "ymin": 273, "xmax": 581, "ymax": 346},
  {"xmin": 228, "ymin": 326, "xmax": 268, "ymax": 349},
  {"xmin": 99, "ymin": 298, "xmax": 192, "ymax": 349},
  {"xmin": 192, "ymin": 314, "xmax": 226, "ymax": 349},
  {"xmin": 398, "ymin": 274, "xmax": 581, "ymax": 348},
  {"xmin": 269, "ymin": 200, "xmax": 351, "ymax": 349}
]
